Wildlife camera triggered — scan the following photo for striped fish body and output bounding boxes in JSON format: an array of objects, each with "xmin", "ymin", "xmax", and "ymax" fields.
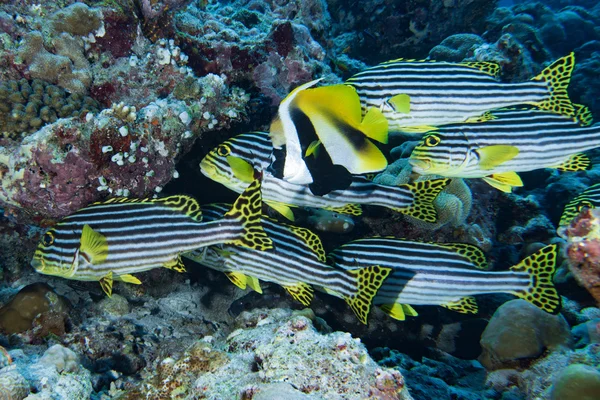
[
  {"xmin": 184, "ymin": 204, "xmax": 391, "ymax": 324},
  {"xmin": 409, "ymin": 107, "xmax": 598, "ymax": 192},
  {"xmin": 200, "ymin": 131, "xmax": 449, "ymax": 222},
  {"xmin": 347, "ymin": 54, "xmax": 576, "ymax": 133},
  {"xmin": 560, "ymin": 183, "xmax": 600, "ymax": 226},
  {"xmin": 31, "ymin": 179, "xmax": 272, "ymax": 295},
  {"xmin": 328, "ymin": 237, "xmax": 561, "ymax": 315}
]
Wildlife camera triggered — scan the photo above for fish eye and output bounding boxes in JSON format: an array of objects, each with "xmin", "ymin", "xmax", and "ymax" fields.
[
  {"xmin": 217, "ymin": 145, "xmax": 230, "ymax": 157},
  {"xmin": 42, "ymin": 231, "xmax": 55, "ymax": 246},
  {"xmin": 577, "ymin": 201, "xmax": 593, "ymax": 212},
  {"xmin": 425, "ymin": 135, "xmax": 441, "ymax": 147}
]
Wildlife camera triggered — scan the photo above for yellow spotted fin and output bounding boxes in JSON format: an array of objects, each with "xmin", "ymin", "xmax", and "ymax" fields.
[
  {"xmin": 509, "ymin": 244, "xmax": 561, "ymax": 314},
  {"xmin": 459, "ymin": 61, "xmax": 501, "ymax": 78},
  {"xmin": 325, "ymin": 203, "xmax": 363, "ymax": 216},
  {"xmin": 344, "ymin": 265, "xmax": 393, "ymax": 325},
  {"xmin": 99, "ymin": 271, "xmax": 113, "ymax": 297},
  {"xmin": 164, "ymin": 256, "xmax": 187, "ymax": 273},
  {"xmin": 464, "ymin": 111, "xmax": 497, "ymax": 123},
  {"xmin": 553, "ymin": 153, "xmax": 591, "ymax": 172},
  {"xmin": 286, "ymin": 224, "xmax": 327, "ymax": 262},
  {"xmin": 573, "ymin": 103, "xmax": 593, "ymax": 126},
  {"xmin": 434, "ymin": 243, "xmax": 488, "ymax": 269},
  {"xmin": 223, "ymin": 178, "xmax": 273, "ymax": 251},
  {"xmin": 442, "ymin": 296, "xmax": 478, "ymax": 314},
  {"xmin": 477, "ymin": 145, "xmax": 519, "ymax": 170},
  {"xmin": 247, "ymin": 275, "xmax": 263, "ymax": 294},
  {"xmin": 394, "ymin": 178, "xmax": 451, "ymax": 223},
  {"xmin": 283, "ymin": 282, "xmax": 314, "ymax": 306},
  {"xmin": 225, "ymin": 271, "xmax": 249, "ymax": 290},
  {"xmin": 530, "ymin": 53, "xmax": 575, "ymax": 117},
  {"xmin": 482, "ymin": 171, "xmax": 523, "ymax": 192},
  {"xmin": 81, "ymin": 224, "xmax": 109, "ymax": 265}
]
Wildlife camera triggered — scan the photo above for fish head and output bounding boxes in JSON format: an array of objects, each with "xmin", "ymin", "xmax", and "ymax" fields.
[
  {"xmin": 409, "ymin": 130, "xmax": 470, "ymax": 176},
  {"xmin": 31, "ymin": 228, "xmax": 80, "ymax": 278},
  {"xmin": 201, "ymin": 133, "xmax": 271, "ymax": 190}
]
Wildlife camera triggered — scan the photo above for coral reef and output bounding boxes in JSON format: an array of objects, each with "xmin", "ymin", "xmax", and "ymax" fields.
[
  {"xmin": 550, "ymin": 363, "xmax": 600, "ymax": 400},
  {"xmin": 0, "ymin": 78, "xmax": 99, "ymax": 138},
  {"xmin": 559, "ymin": 208, "xmax": 600, "ymax": 302},
  {"xmin": 327, "ymin": 0, "xmax": 498, "ymax": 63},
  {"xmin": 173, "ymin": 0, "xmax": 337, "ymax": 106}
]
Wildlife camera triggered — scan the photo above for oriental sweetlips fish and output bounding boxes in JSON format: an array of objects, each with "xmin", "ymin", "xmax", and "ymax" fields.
[
  {"xmin": 409, "ymin": 106, "xmax": 597, "ymax": 192},
  {"xmin": 559, "ymin": 182, "xmax": 600, "ymax": 227},
  {"xmin": 184, "ymin": 203, "xmax": 392, "ymax": 324},
  {"xmin": 269, "ymin": 79, "xmax": 389, "ymax": 194},
  {"xmin": 328, "ymin": 237, "xmax": 561, "ymax": 316},
  {"xmin": 200, "ymin": 131, "xmax": 450, "ymax": 223},
  {"xmin": 31, "ymin": 179, "xmax": 272, "ymax": 296},
  {"xmin": 346, "ymin": 53, "xmax": 578, "ymax": 134}
]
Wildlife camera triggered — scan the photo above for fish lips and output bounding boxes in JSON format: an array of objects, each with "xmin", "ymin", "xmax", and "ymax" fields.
[
  {"xmin": 408, "ymin": 157, "xmax": 431, "ymax": 173},
  {"xmin": 30, "ymin": 257, "xmax": 44, "ymax": 272}
]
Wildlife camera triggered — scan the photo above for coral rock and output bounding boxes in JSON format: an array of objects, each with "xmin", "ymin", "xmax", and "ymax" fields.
[
  {"xmin": 551, "ymin": 364, "xmax": 600, "ymax": 400},
  {"xmin": 479, "ymin": 300, "xmax": 571, "ymax": 370}
]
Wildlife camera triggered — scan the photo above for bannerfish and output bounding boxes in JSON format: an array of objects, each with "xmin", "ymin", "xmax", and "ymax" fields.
[
  {"xmin": 184, "ymin": 203, "xmax": 392, "ymax": 324},
  {"xmin": 408, "ymin": 106, "xmax": 597, "ymax": 192},
  {"xmin": 31, "ymin": 179, "xmax": 273, "ymax": 296},
  {"xmin": 559, "ymin": 183, "xmax": 600, "ymax": 227},
  {"xmin": 200, "ymin": 131, "xmax": 449, "ymax": 223},
  {"xmin": 269, "ymin": 79, "xmax": 389, "ymax": 194},
  {"xmin": 346, "ymin": 53, "xmax": 579, "ymax": 134},
  {"xmin": 328, "ymin": 237, "xmax": 561, "ymax": 317}
]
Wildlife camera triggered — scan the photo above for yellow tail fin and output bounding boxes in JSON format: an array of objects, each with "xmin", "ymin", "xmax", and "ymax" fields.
[
  {"xmin": 509, "ymin": 244, "xmax": 561, "ymax": 314},
  {"xmin": 224, "ymin": 178, "xmax": 273, "ymax": 251},
  {"xmin": 531, "ymin": 53, "xmax": 575, "ymax": 117},
  {"xmin": 344, "ymin": 265, "xmax": 392, "ymax": 325},
  {"xmin": 396, "ymin": 178, "xmax": 451, "ymax": 223}
]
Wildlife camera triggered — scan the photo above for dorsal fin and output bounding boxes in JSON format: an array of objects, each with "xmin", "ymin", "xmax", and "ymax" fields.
[
  {"xmin": 286, "ymin": 225, "xmax": 327, "ymax": 263},
  {"xmin": 458, "ymin": 61, "xmax": 501, "ymax": 78},
  {"xmin": 433, "ymin": 243, "xmax": 488, "ymax": 269}
]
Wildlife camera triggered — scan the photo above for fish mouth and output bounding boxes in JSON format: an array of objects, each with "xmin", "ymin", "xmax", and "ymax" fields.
[
  {"xmin": 199, "ymin": 160, "xmax": 217, "ymax": 178},
  {"xmin": 408, "ymin": 157, "xmax": 431, "ymax": 173},
  {"xmin": 31, "ymin": 257, "xmax": 44, "ymax": 272}
]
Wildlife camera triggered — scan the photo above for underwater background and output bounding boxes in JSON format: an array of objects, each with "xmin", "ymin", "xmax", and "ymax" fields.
[{"xmin": 1, "ymin": 0, "xmax": 600, "ymax": 399}]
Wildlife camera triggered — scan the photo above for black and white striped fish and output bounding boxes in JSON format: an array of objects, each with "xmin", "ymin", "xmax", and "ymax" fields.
[
  {"xmin": 31, "ymin": 179, "xmax": 272, "ymax": 296},
  {"xmin": 200, "ymin": 131, "xmax": 449, "ymax": 222},
  {"xmin": 346, "ymin": 53, "xmax": 578, "ymax": 133},
  {"xmin": 409, "ymin": 106, "xmax": 597, "ymax": 192},
  {"xmin": 328, "ymin": 237, "xmax": 561, "ymax": 315},
  {"xmin": 184, "ymin": 204, "xmax": 392, "ymax": 324},
  {"xmin": 559, "ymin": 182, "xmax": 600, "ymax": 226}
]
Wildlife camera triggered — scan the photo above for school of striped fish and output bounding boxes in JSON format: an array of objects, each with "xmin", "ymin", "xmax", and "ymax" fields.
[{"xmin": 33, "ymin": 52, "xmax": 600, "ymax": 324}]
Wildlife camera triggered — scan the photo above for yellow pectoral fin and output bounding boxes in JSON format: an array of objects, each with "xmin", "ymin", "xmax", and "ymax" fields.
[
  {"xmin": 402, "ymin": 304, "xmax": 418, "ymax": 317},
  {"xmin": 283, "ymin": 282, "xmax": 314, "ymax": 306},
  {"xmin": 246, "ymin": 275, "xmax": 263, "ymax": 294},
  {"xmin": 99, "ymin": 271, "xmax": 113, "ymax": 297},
  {"xmin": 386, "ymin": 93, "xmax": 411, "ymax": 114},
  {"xmin": 476, "ymin": 145, "xmax": 519, "ymax": 170},
  {"xmin": 118, "ymin": 274, "xmax": 142, "ymax": 284},
  {"xmin": 360, "ymin": 107, "xmax": 389, "ymax": 144},
  {"xmin": 379, "ymin": 304, "xmax": 406, "ymax": 321},
  {"xmin": 267, "ymin": 201, "xmax": 295, "ymax": 221},
  {"xmin": 226, "ymin": 156, "xmax": 255, "ymax": 183},
  {"xmin": 81, "ymin": 224, "xmax": 109, "ymax": 264},
  {"xmin": 305, "ymin": 140, "xmax": 322, "ymax": 158},
  {"xmin": 225, "ymin": 271, "xmax": 248, "ymax": 290},
  {"xmin": 553, "ymin": 153, "xmax": 591, "ymax": 172},
  {"xmin": 442, "ymin": 296, "xmax": 478, "ymax": 314},
  {"xmin": 482, "ymin": 172, "xmax": 523, "ymax": 192}
]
